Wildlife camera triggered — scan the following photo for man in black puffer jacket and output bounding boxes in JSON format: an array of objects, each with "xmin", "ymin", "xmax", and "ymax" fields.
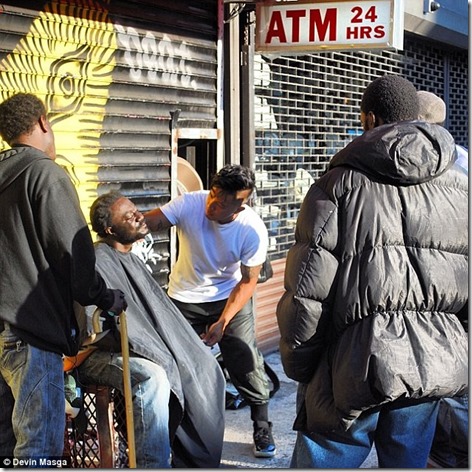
[{"xmin": 276, "ymin": 75, "xmax": 468, "ymax": 468}]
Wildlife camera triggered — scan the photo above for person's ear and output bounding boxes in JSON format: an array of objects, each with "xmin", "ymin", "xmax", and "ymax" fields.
[
  {"xmin": 105, "ymin": 226, "xmax": 114, "ymax": 236},
  {"xmin": 365, "ymin": 111, "xmax": 376, "ymax": 130},
  {"xmin": 38, "ymin": 115, "xmax": 49, "ymax": 133}
]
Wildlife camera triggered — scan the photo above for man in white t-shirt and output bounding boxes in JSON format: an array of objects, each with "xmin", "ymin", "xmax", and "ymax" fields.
[{"xmin": 145, "ymin": 164, "xmax": 276, "ymax": 458}]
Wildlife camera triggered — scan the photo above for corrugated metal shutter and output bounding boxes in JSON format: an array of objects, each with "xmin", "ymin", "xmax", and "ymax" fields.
[
  {"xmin": 0, "ymin": 0, "xmax": 219, "ymax": 286},
  {"xmin": 255, "ymin": 258, "xmax": 284, "ymax": 355}
]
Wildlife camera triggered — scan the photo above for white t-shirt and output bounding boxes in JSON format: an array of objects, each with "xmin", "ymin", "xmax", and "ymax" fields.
[{"xmin": 161, "ymin": 190, "xmax": 269, "ymax": 303}]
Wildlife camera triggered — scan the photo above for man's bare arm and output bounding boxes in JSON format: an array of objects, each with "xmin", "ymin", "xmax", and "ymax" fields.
[
  {"xmin": 242, "ymin": 263, "xmax": 262, "ymax": 278},
  {"xmin": 144, "ymin": 207, "xmax": 173, "ymax": 232},
  {"xmin": 202, "ymin": 262, "xmax": 262, "ymax": 347}
]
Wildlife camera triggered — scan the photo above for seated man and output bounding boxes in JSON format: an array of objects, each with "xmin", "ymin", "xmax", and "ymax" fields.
[{"xmin": 77, "ymin": 191, "xmax": 226, "ymax": 468}]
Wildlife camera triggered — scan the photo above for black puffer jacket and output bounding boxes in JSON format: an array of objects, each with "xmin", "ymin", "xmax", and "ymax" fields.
[{"xmin": 277, "ymin": 121, "xmax": 468, "ymax": 433}]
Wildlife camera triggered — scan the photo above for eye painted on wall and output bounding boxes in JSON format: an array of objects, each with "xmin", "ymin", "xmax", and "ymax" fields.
[{"xmin": 46, "ymin": 46, "xmax": 91, "ymax": 125}]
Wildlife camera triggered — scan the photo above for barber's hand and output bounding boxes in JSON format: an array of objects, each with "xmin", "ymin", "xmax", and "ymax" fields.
[
  {"xmin": 201, "ymin": 320, "xmax": 224, "ymax": 347},
  {"xmin": 106, "ymin": 289, "xmax": 128, "ymax": 316}
]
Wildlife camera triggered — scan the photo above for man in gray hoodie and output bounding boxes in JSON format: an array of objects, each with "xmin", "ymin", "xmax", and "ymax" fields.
[{"xmin": 0, "ymin": 93, "xmax": 126, "ymax": 462}]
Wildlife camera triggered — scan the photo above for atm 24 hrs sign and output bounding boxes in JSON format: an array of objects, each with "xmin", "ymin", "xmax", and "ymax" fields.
[{"xmin": 256, "ymin": 0, "xmax": 404, "ymax": 53}]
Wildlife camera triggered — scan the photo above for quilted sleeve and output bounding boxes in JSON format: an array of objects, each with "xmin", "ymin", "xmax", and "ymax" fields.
[{"xmin": 276, "ymin": 181, "xmax": 339, "ymax": 383}]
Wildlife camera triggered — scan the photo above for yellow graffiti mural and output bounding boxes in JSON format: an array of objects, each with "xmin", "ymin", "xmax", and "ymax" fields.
[{"xmin": 0, "ymin": 1, "xmax": 116, "ymax": 220}]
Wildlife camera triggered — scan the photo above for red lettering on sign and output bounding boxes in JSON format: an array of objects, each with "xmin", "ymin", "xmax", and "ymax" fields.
[
  {"xmin": 262, "ymin": 4, "xmax": 387, "ymax": 47},
  {"xmin": 346, "ymin": 24, "xmax": 386, "ymax": 40},
  {"xmin": 309, "ymin": 8, "xmax": 337, "ymax": 42},
  {"xmin": 351, "ymin": 6, "xmax": 378, "ymax": 23},
  {"xmin": 373, "ymin": 25, "xmax": 385, "ymax": 38},
  {"xmin": 286, "ymin": 10, "xmax": 306, "ymax": 42},
  {"xmin": 365, "ymin": 6, "xmax": 378, "ymax": 22},
  {"xmin": 351, "ymin": 6, "xmax": 363, "ymax": 23},
  {"xmin": 265, "ymin": 11, "xmax": 288, "ymax": 44}
]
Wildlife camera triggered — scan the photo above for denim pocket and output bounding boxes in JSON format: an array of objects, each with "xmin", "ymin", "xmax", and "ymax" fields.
[{"xmin": 0, "ymin": 332, "xmax": 27, "ymax": 374}]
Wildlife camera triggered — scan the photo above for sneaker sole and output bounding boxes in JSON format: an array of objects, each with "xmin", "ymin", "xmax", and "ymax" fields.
[{"xmin": 253, "ymin": 447, "xmax": 277, "ymax": 458}]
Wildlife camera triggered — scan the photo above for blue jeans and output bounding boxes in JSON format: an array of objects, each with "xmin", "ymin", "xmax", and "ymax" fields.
[
  {"xmin": 0, "ymin": 324, "xmax": 65, "ymax": 460},
  {"xmin": 429, "ymin": 395, "xmax": 468, "ymax": 467},
  {"xmin": 78, "ymin": 350, "xmax": 171, "ymax": 468},
  {"xmin": 291, "ymin": 390, "xmax": 439, "ymax": 468}
]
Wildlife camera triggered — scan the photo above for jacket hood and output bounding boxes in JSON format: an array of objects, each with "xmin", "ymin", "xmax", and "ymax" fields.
[
  {"xmin": 0, "ymin": 147, "xmax": 48, "ymax": 193},
  {"xmin": 329, "ymin": 121, "xmax": 457, "ymax": 185}
]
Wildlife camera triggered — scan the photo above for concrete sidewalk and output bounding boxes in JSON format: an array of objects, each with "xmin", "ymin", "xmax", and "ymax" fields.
[{"xmin": 220, "ymin": 350, "xmax": 378, "ymax": 468}]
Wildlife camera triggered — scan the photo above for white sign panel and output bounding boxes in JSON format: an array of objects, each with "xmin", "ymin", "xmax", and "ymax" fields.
[{"xmin": 256, "ymin": 0, "xmax": 404, "ymax": 53}]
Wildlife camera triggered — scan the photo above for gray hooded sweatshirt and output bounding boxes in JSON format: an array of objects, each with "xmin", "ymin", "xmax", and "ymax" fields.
[{"xmin": 0, "ymin": 146, "xmax": 112, "ymax": 355}]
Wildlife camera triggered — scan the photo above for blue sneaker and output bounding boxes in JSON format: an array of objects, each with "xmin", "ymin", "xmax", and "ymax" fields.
[{"xmin": 253, "ymin": 421, "xmax": 276, "ymax": 458}]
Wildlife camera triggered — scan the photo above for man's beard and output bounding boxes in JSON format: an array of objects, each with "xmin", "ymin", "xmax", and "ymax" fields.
[{"xmin": 113, "ymin": 224, "xmax": 149, "ymax": 245}]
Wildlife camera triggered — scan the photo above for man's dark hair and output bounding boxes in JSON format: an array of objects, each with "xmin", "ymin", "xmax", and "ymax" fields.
[
  {"xmin": 361, "ymin": 75, "xmax": 419, "ymax": 124},
  {"xmin": 0, "ymin": 93, "xmax": 47, "ymax": 144},
  {"xmin": 90, "ymin": 191, "xmax": 124, "ymax": 238},
  {"xmin": 210, "ymin": 164, "xmax": 256, "ymax": 195}
]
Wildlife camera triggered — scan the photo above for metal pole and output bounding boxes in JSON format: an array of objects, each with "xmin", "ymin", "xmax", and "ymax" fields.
[
  {"xmin": 119, "ymin": 311, "xmax": 137, "ymax": 468},
  {"xmin": 240, "ymin": 5, "xmax": 255, "ymax": 169}
]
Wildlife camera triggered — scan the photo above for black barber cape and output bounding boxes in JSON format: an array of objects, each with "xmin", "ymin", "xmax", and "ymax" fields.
[{"xmin": 89, "ymin": 241, "xmax": 226, "ymax": 467}]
